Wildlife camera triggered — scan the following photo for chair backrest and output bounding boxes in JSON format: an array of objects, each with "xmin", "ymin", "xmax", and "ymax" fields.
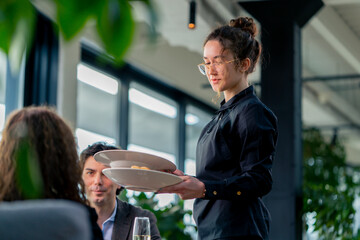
[{"xmin": 0, "ymin": 199, "xmax": 92, "ymax": 240}]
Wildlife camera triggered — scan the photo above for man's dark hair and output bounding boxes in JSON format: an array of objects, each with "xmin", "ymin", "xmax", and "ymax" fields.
[{"xmin": 80, "ymin": 141, "xmax": 123, "ymax": 195}]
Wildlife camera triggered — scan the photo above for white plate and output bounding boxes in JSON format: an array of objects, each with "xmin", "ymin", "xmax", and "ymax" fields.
[
  {"xmin": 94, "ymin": 150, "xmax": 176, "ymax": 171},
  {"xmin": 102, "ymin": 168, "xmax": 182, "ymax": 192}
]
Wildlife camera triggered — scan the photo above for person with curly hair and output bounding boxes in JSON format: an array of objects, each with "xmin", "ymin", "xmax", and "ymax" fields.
[
  {"xmin": 158, "ymin": 17, "xmax": 278, "ymax": 240},
  {"xmin": 0, "ymin": 106, "xmax": 103, "ymax": 240}
]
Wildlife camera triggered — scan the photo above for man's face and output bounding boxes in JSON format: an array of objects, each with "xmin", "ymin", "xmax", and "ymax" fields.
[{"xmin": 82, "ymin": 156, "xmax": 120, "ymax": 207}]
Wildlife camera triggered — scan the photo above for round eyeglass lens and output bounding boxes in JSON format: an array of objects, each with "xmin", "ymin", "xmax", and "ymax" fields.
[{"xmin": 198, "ymin": 65, "xmax": 206, "ymax": 75}]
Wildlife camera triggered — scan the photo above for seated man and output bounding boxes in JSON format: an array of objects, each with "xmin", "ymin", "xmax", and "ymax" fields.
[{"xmin": 80, "ymin": 142, "xmax": 161, "ymax": 240}]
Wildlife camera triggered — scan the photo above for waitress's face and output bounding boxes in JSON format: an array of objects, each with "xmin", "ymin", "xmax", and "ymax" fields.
[{"xmin": 203, "ymin": 40, "xmax": 242, "ymax": 94}]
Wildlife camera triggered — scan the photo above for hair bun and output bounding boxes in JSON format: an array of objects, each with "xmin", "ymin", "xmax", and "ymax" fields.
[{"xmin": 229, "ymin": 17, "xmax": 258, "ymax": 38}]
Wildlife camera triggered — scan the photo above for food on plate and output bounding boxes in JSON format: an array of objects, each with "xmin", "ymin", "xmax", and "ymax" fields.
[{"xmin": 131, "ymin": 165, "xmax": 150, "ymax": 170}]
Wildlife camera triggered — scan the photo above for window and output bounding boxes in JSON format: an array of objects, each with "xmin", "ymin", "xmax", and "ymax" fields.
[
  {"xmin": 184, "ymin": 104, "xmax": 212, "ymax": 233},
  {"xmin": 128, "ymin": 82, "xmax": 178, "ymax": 206},
  {"xmin": 80, "ymin": 46, "xmax": 216, "ymax": 210},
  {"xmin": 128, "ymin": 82, "xmax": 177, "ymax": 163},
  {"xmin": 76, "ymin": 63, "xmax": 119, "ymax": 152},
  {"xmin": 185, "ymin": 105, "xmax": 212, "ymax": 176}
]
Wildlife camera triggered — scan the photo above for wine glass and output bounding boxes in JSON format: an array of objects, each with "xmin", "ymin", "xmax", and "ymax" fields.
[{"xmin": 132, "ymin": 217, "xmax": 151, "ymax": 240}]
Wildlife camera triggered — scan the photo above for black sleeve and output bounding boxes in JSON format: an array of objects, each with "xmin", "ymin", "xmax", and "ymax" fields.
[{"xmin": 203, "ymin": 104, "xmax": 278, "ymax": 201}]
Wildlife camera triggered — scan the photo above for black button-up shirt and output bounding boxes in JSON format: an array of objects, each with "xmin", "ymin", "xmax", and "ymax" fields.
[{"xmin": 194, "ymin": 86, "xmax": 278, "ymax": 240}]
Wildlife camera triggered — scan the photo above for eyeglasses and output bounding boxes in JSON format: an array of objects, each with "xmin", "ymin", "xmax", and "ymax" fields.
[{"xmin": 197, "ymin": 59, "xmax": 238, "ymax": 75}]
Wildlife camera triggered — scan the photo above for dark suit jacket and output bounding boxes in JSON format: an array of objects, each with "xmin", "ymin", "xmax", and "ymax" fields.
[
  {"xmin": 86, "ymin": 205, "xmax": 104, "ymax": 240},
  {"xmin": 111, "ymin": 198, "xmax": 161, "ymax": 240}
]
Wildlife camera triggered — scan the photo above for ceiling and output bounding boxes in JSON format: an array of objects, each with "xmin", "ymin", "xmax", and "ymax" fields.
[
  {"xmin": 125, "ymin": 0, "xmax": 360, "ymax": 165},
  {"xmin": 32, "ymin": 0, "xmax": 360, "ymax": 165}
]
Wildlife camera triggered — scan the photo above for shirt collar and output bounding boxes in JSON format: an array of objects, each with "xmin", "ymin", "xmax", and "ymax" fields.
[
  {"xmin": 103, "ymin": 198, "xmax": 117, "ymax": 225},
  {"xmin": 219, "ymin": 85, "xmax": 254, "ymax": 111},
  {"xmin": 109, "ymin": 198, "xmax": 117, "ymax": 221}
]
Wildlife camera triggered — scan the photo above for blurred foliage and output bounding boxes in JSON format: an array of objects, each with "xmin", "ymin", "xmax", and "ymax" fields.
[
  {"xmin": 0, "ymin": 0, "xmax": 35, "ymax": 72},
  {"xmin": 15, "ymin": 138, "xmax": 44, "ymax": 199},
  {"xmin": 119, "ymin": 189, "xmax": 196, "ymax": 240},
  {"xmin": 0, "ymin": 0, "xmax": 157, "ymax": 71},
  {"xmin": 302, "ymin": 128, "xmax": 360, "ymax": 239}
]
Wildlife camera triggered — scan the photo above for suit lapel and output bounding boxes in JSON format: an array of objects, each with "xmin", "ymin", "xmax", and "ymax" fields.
[{"xmin": 111, "ymin": 199, "xmax": 132, "ymax": 240}]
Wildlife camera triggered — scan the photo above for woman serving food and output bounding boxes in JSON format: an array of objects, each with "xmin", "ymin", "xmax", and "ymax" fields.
[{"xmin": 157, "ymin": 16, "xmax": 278, "ymax": 240}]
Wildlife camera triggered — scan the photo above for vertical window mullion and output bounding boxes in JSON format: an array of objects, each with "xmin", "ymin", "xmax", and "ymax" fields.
[
  {"xmin": 119, "ymin": 76, "xmax": 129, "ymax": 149},
  {"xmin": 177, "ymin": 99, "xmax": 186, "ymax": 172}
]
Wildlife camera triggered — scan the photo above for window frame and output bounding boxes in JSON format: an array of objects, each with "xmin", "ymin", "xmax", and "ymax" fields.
[{"xmin": 80, "ymin": 44, "xmax": 216, "ymax": 171}]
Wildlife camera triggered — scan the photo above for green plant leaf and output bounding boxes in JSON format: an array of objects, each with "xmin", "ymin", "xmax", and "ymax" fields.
[
  {"xmin": 15, "ymin": 138, "xmax": 44, "ymax": 199},
  {"xmin": 96, "ymin": 0, "xmax": 135, "ymax": 63},
  {"xmin": 302, "ymin": 128, "xmax": 360, "ymax": 239},
  {"xmin": 0, "ymin": 0, "xmax": 35, "ymax": 72},
  {"xmin": 54, "ymin": 0, "xmax": 102, "ymax": 40},
  {"xmin": 122, "ymin": 190, "xmax": 196, "ymax": 239}
]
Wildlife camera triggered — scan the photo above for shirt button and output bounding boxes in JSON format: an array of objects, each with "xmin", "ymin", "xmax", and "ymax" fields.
[
  {"xmin": 213, "ymin": 191, "xmax": 217, "ymax": 195},
  {"xmin": 237, "ymin": 191, "xmax": 242, "ymax": 196}
]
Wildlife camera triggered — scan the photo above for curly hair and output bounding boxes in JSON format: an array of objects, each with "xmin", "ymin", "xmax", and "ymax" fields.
[
  {"xmin": 204, "ymin": 16, "xmax": 262, "ymax": 74},
  {"xmin": 0, "ymin": 106, "xmax": 87, "ymax": 204}
]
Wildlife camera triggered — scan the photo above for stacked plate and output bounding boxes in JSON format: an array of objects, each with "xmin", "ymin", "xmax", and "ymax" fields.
[{"xmin": 94, "ymin": 150, "xmax": 182, "ymax": 192}]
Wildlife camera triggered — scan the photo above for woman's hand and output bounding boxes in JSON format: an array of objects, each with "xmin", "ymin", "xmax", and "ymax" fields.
[
  {"xmin": 157, "ymin": 174, "xmax": 205, "ymax": 200},
  {"xmin": 170, "ymin": 169, "xmax": 185, "ymax": 176}
]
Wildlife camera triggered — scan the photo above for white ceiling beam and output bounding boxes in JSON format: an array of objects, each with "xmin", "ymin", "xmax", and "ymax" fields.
[
  {"xmin": 306, "ymin": 81, "xmax": 360, "ymax": 125},
  {"xmin": 310, "ymin": 7, "xmax": 360, "ymax": 73},
  {"xmin": 311, "ymin": 19, "xmax": 360, "ymax": 72},
  {"xmin": 323, "ymin": 0, "xmax": 360, "ymax": 5},
  {"xmin": 203, "ymin": 0, "xmax": 241, "ymax": 22},
  {"xmin": 198, "ymin": 0, "xmax": 229, "ymax": 28},
  {"xmin": 305, "ymin": 7, "xmax": 360, "ymax": 126}
]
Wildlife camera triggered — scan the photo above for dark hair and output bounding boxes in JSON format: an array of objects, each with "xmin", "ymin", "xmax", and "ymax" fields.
[
  {"xmin": 80, "ymin": 142, "xmax": 123, "ymax": 195},
  {"xmin": 0, "ymin": 106, "xmax": 87, "ymax": 204},
  {"xmin": 204, "ymin": 16, "xmax": 261, "ymax": 74}
]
